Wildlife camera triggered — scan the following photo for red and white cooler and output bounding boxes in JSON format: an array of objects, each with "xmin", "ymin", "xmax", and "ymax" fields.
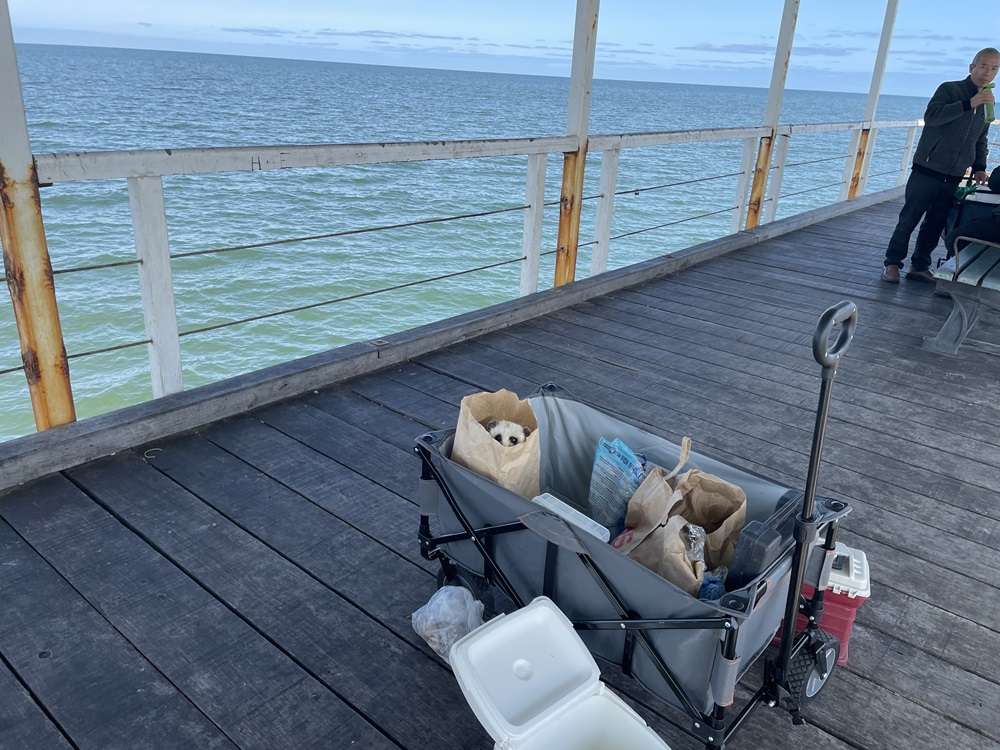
[{"xmin": 776, "ymin": 542, "xmax": 870, "ymax": 666}]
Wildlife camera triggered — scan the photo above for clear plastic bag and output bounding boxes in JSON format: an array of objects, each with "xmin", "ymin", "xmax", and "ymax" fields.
[{"xmin": 412, "ymin": 586, "xmax": 485, "ymax": 660}]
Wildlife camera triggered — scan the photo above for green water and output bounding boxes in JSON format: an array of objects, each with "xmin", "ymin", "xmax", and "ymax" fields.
[{"xmin": 0, "ymin": 44, "xmax": 926, "ymax": 440}]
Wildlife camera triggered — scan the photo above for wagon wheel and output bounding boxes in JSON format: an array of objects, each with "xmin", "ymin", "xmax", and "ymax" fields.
[{"xmin": 786, "ymin": 629, "xmax": 840, "ymax": 708}]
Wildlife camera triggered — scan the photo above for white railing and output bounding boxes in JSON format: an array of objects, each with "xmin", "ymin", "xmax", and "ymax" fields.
[
  {"xmin": 0, "ymin": 0, "xmax": 932, "ymax": 434},
  {"xmin": 2, "ymin": 118, "xmax": 922, "ymax": 406}
]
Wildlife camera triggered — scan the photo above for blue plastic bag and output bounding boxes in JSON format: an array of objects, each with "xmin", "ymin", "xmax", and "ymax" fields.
[{"xmin": 587, "ymin": 437, "xmax": 646, "ymax": 535}]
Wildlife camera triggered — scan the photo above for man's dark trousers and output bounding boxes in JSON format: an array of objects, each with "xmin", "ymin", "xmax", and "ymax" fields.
[{"xmin": 885, "ymin": 168, "xmax": 958, "ymax": 272}]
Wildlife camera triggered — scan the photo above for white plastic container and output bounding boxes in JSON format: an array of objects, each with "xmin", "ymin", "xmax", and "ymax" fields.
[
  {"xmin": 450, "ymin": 596, "xmax": 671, "ymax": 750},
  {"xmin": 531, "ymin": 492, "xmax": 611, "ymax": 542},
  {"xmin": 826, "ymin": 542, "xmax": 871, "ymax": 599}
]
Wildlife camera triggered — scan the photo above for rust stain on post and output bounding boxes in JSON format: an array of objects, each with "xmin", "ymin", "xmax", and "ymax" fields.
[
  {"xmin": 0, "ymin": 159, "xmax": 76, "ymax": 429},
  {"xmin": 745, "ymin": 135, "xmax": 775, "ymax": 230},
  {"xmin": 554, "ymin": 144, "xmax": 588, "ymax": 287},
  {"xmin": 847, "ymin": 128, "xmax": 871, "ymax": 199}
]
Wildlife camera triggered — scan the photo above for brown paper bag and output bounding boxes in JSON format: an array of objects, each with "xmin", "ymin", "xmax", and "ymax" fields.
[
  {"xmin": 613, "ymin": 439, "xmax": 705, "ymax": 595},
  {"xmin": 669, "ymin": 468, "xmax": 747, "ymax": 569},
  {"xmin": 451, "ymin": 389, "xmax": 540, "ymax": 498}
]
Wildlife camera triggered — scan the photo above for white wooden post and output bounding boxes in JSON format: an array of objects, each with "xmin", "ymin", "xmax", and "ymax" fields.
[
  {"xmin": 744, "ymin": 0, "xmax": 798, "ymax": 230},
  {"xmin": 128, "ymin": 176, "xmax": 182, "ymax": 397},
  {"xmin": 519, "ymin": 153, "xmax": 547, "ymax": 295},
  {"xmin": 764, "ymin": 130, "xmax": 791, "ymax": 224},
  {"xmin": 0, "ymin": 0, "xmax": 77, "ymax": 429},
  {"xmin": 732, "ymin": 137, "xmax": 757, "ymax": 233},
  {"xmin": 898, "ymin": 124, "xmax": 917, "ymax": 185},
  {"xmin": 841, "ymin": 0, "xmax": 898, "ymax": 199},
  {"xmin": 553, "ymin": 0, "xmax": 599, "ymax": 286},
  {"xmin": 591, "ymin": 148, "xmax": 620, "ymax": 275}
]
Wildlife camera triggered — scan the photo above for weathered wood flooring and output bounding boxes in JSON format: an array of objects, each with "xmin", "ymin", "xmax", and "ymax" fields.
[{"xmin": 2, "ymin": 198, "xmax": 999, "ymax": 750}]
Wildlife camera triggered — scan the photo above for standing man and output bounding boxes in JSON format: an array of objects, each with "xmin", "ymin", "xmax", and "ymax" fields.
[{"xmin": 882, "ymin": 48, "xmax": 999, "ymax": 283}]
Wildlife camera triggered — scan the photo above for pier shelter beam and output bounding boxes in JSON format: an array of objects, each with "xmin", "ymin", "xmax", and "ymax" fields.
[
  {"xmin": 745, "ymin": 0, "xmax": 799, "ymax": 230},
  {"xmin": 0, "ymin": 0, "xmax": 76, "ymax": 430},
  {"xmin": 843, "ymin": 0, "xmax": 898, "ymax": 200},
  {"xmin": 554, "ymin": 0, "xmax": 598, "ymax": 287}
]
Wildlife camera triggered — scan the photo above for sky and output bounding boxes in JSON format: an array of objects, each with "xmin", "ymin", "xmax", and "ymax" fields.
[{"xmin": 8, "ymin": 0, "xmax": 997, "ymax": 96}]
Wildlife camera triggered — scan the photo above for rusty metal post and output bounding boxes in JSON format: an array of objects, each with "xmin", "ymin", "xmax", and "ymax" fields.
[
  {"xmin": 847, "ymin": 127, "xmax": 872, "ymax": 199},
  {"xmin": 841, "ymin": 0, "xmax": 898, "ymax": 199},
  {"xmin": 554, "ymin": 0, "xmax": 598, "ymax": 287},
  {"xmin": 745, "ymin": 0, "xmax": 798, "ymax": 230},
  {"xmin": 745, "ymin": 136, "xmax": 775, "ymax": 229},
  {"xmin": 0, "ymin": 0, "xmax": 75, "ymax": 429}
]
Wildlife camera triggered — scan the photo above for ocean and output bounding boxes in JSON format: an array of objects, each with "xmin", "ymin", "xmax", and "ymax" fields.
[{"xmin": 1, "ymin": 44, "xmax": 927, "ymax": 440}]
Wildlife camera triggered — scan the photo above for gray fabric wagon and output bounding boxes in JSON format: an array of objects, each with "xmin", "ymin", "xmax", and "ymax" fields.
[{"xmin": 415, "ymin": 300, "xmax": 859, "ymax": 750}]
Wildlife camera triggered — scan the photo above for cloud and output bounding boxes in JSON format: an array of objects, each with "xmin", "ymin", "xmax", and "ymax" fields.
[
  {"xmin": 895, "ymin": 33, "xmax": 954, "ymax": 42},
  {"xmin": 136, "ymin": 22, "xmax": 153, "ymax": 28},
  {"xmin": 601, "ymin": 47, "xmax": 661, "ymax": 57},
  {"xmin": 314, "ymin": 28, "xmax": 466, "ymax": 42},
  {"xmin": 827, "ymin": 29, "xmax": 879, "ymax": 39},
  {"xmin": 677, "ymin": 42, "xmax": 863, "ymax": 58},
  {"xmin": 677, "ymin": 42, "xmax": 773, "ymax": 55},
  {"xmin": 220, "ymin": 26, "xmax": 295, "ymax": 38}
]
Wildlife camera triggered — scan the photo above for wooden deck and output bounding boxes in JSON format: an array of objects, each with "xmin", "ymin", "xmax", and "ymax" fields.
[{"xmin": 2, "ymin": 198, "xmax": 999, "ymax": 750}]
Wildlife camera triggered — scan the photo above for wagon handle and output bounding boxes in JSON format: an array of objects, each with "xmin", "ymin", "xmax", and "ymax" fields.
[{"xmin": 812, "ymin": 300, "xmax": 857, "ymax": 370}]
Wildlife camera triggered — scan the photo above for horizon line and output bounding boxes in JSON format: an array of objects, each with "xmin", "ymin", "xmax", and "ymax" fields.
[{"xmin": 13, "ymin": 39, "xmax": 926, "ymax": 101}]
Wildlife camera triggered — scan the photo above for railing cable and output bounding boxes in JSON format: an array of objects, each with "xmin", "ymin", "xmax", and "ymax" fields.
[{"xmin": 177, "ymin": 255, "xmax": 526, "ymax": 338}]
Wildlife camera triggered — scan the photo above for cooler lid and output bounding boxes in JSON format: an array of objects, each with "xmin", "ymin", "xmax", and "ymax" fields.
[
  {"xmin": 828, "ymin": 543, "xmax": 871, "ymax": 599},
  {"xmin": 450, "ymin": 596, "xmax": 600, "ymax": 743}
]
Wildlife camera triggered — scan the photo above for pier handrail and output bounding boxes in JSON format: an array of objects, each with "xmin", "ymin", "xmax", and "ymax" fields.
[
  {"xmin": 1, "ymin": 118, "xmax": 922, "ymax": 398},
  {"xmin": 0, "ymin": 0, "xmax": 952, "ymax": 437}
]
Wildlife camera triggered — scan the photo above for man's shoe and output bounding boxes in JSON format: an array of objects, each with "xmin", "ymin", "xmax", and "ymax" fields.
[
  {"xmin": 881, "ymin": 265, "xmax": 900, "ymax": 283},
  {"xmin": 906, "ymin": 269, "xmax": 935, "ymax": 283}
]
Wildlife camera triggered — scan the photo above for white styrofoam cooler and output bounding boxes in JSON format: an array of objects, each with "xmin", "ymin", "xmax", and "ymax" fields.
[{"xmin": 450, "ymin": 596, "xmax": 671, "ymax": 750}]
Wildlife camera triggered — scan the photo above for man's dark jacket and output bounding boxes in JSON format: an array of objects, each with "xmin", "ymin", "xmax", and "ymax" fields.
[{"xmin": 912, "ymin": 76, "xmax": 990, "ymax": 177}]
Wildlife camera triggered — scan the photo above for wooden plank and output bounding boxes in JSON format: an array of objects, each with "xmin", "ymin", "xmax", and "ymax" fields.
[
  {"xmin": 474, "ymin": 329, "xmax": 1000, "ymax": 582},
  {"xmin": 204, "ymin": 416, "xmax": 433, "ymax": 570},
  {"xmin": 410, "ymin": 343, "xmax": 1000, "ymax": 733},
  {"xmin": 0, "ymin": 473, "xmax": 386, "ymax": 750},
  {"xmin": 0, "ymin": 518, "xmax": 236, "ymax": 750},
  {"xmin": 424, "ymin": 339, "xmax": 1000, "ymax": 624},
  {"xmin": 732, "ymin": 138, "xmax": 756, "ymax": 233},
  {"xmin": 587, "ymin": 126, "xmax": 769, "ymax": 152},
  {"xmin": 35, "ymin": 135, "xmax": 579, "ymax": 183},
  {"xmin": 588, "ymin": 288, "xmax": 1000, "ymax": 420},
  {"xmin": 66, "ymin": 453, "xmax": 491, "ymax": 750},
  {"xmin": 516, "ymin": 314, "xmax": 1000, "ymax": 538},
  {"xmin": 201, "ymin": 402, "xmax": 707, "ymax": 750},
  {"xmin": 934, "ymin": 244, "xmax": 988, "ymax": 281},
  {"xmin": 301, "ymin": 378, "xmax": 863, "ymax": 750},
  {"xmin": 265, "ymin": 397, "xmax": 420, "ymax": 495},
  {"xmin": 128, "ymin": 176, "xmax": 182, "ymax": 397},
  {"xmin": 144, "ymin": 433, "xmax": 434, "ymax": 649},
  {"xmin": 858, "ymin": 581, "xmax": 1000, "ymax": 685},
  {"xmin": 518, "ymin": 152, "xmax": 546, "ymax": 295},
  {"xmin": 845, "ymin": 622, "xmax": 1000, "ymax": 739},
  {"xmin": 402, "ymin": 349, "xmax": 1000, "ymax": 747},
  {"xmin": 0, "ymin": 658, "xmax": 73, "ymax": 749},
  {"xmin": 10, "ymin": 176, "xmax": 853, "ymax": 493},
  {"xmin": 982, "ymin": 257, "xmax": 1000, "ymax": 292},
  {"xmin": 590, "ymin": 291, "xmax": 1000, "ymax": 458},
  {"xmin": 958, "ymin": 247, "xmax": 1000, "ymax": 285},
  {"xmin": 806, "ymin": 668, "xmax": 997, "ymax": 750},
  {"xmin": 568, "ymin": 297, "xmax": 1000, "ymax": 453},
  {"xmin": 0, "ymin": 7, "xmax": 76, "ymax": 430},
  {"xmin": 591, "ymin": 147, "xmax": 619, "ymax": 275}
]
